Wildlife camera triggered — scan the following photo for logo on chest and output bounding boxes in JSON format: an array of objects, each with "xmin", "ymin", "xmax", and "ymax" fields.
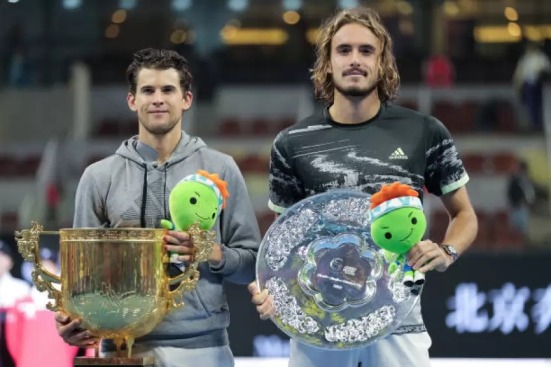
[{"xmin": 389, "ymin": 147, "xmax": 408, "ymax": 160}]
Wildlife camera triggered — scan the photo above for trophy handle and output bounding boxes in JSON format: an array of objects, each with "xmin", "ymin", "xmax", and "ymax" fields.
[
  {"xmin": 187, "ymin": 223, "xmax": 216, "ymax": 263},
  {"xmin": 166, "ymin": 265, "xmax": 200, "ymax": 308},
  {"xmin": 14, "ymin": 221, "xmax": 63, "ymax": 311},
  {"xmin": 166, "ymin": 223, "xmax": 215, "ymax": 309}
]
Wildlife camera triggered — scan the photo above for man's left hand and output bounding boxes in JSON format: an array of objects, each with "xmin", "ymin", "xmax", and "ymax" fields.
[{"xmin": 407, "ymin": 240, "xmax": 453, "ymax": 273}]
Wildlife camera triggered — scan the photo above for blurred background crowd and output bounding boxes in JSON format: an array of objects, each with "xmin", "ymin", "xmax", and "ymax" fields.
[{"xmin": 0, "ymin": 0, "xmax": 550, "ymax": 365}]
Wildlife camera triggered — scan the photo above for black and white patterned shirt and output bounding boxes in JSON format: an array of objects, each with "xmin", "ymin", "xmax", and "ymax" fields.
[{"xmin": 268, "ymin": 103, "xmax": 469, "ymax": 213}]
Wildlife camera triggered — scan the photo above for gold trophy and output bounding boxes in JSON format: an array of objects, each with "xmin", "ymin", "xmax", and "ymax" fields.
[{"xmin": 15, "ymin": 221, "xmax": 215, "ymax": 367}]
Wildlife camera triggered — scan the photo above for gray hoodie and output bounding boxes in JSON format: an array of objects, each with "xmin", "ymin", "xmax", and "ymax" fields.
[{"xmin": 74, "ymin": 132, "xmax": 261, "ymax": 349}]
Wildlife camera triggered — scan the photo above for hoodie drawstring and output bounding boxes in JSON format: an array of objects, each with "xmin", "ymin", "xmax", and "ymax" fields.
[
  {"xmin": 163, "ymin": 166, "xmax": 168, "ymax": 219},
  {"xmin": 140, "ymin": 164, "xmax": 148, "ymax": 227}
]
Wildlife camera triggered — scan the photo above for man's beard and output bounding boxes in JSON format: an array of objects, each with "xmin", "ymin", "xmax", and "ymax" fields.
[
  {"xmin": 140, "ymin": 118, "xmax": 180, "ymax": 136},
  {"xmin": 334, "ymin": 79, "xmax": 378, "ymax": 98}
]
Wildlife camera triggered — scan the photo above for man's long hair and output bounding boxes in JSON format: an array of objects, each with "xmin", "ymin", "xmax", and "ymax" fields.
[
  {"xmin": 311, "ymin": 7, "xmax": 400, "ymax": 104},
  {"xmin": 126, "ymin": 48, "xmax": 192, "ymax": 95}
]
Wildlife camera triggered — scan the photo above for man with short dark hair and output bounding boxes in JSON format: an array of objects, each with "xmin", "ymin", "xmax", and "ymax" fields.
[{"xmin": 55, "ymin": 48, "xmax": 270, "ymax": 367}]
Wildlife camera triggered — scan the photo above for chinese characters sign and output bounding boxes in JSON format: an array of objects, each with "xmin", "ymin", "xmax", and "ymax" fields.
[{"xmin": 446, "ymin": 283, "xmax": 551, "ymax": 334}]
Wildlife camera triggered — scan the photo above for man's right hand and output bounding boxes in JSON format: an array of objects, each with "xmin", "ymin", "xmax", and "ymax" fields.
[
  {"xmin": 248, "ymin": 281, "xmax": 275, "ymax": 320},
  {"xmin": 55, "ymin": 312, "xmax": 100, "ymax": 348}
]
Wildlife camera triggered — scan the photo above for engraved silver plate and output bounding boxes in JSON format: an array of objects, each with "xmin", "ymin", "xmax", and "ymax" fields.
[{"xmin": 256, "ymin": 190, "xmax": 421, "ymax": 349}]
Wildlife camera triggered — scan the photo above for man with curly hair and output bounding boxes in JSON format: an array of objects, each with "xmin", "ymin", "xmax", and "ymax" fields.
[
  {"xmin": 267, "ymin": 7, "xmax": 478, "ymax": 367},
  {"xmin": 55, "ymin": 48, "xmax": 271, "ymax": 367}
]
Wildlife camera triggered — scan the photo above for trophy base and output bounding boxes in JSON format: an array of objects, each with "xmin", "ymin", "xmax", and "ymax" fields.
[{"xmin": 74, "ymin": 357, "xmax": 155, "ymax": 367}]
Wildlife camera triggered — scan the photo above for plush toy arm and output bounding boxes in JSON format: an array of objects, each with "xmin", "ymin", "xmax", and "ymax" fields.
[
  {"xmin": 381, "ymin": 249, "xmax": 399, "ymax": 263},
  {"xmin": 380, "ymin": 249, "xmax": 400, "ymax": 274},
  {"xmin": 388, "ymin": 262, "xmax": 399, "ymax": 274},
  {"xmin": 160, "ymin": 219, "xmax": 176, "ymax": 230}
]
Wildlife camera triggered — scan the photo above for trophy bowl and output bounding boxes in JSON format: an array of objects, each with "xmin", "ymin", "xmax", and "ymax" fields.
[
  {"xmin": 15, "ymin": 221, "xmax": 214, "ymax": 361},
  {"xmin": 256, "ymin": 190, "xmax": 421, "ymax": 350}
]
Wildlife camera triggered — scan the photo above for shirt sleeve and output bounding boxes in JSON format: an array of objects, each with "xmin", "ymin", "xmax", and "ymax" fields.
[
  {"xmin": 424, "ymin": 116, "xmax": 469, "ymax": 196},
  {"xmin": 73, "ymin": 166, "xmax": 108, "ymax": 228},
  {"xmin": 211, "ymin": 157, "xmax": 261, "ymax": 284},
  {"xmin": 268, "ymin": 131, "xmax": 305, "ymax": 213}
]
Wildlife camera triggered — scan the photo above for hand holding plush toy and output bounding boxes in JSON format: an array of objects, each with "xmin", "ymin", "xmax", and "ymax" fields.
[
  {"xmin": 161, "ymin": 170, "xmax": 229, "ymax": 266},
  {"xmin": 369, "ymin": 182, "xmax": 427, "ymax": 294}
]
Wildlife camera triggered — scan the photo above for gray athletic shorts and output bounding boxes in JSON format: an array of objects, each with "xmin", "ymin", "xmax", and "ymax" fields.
[{"xmin": 101, "ymin": 344, "xmax": 234, "ymax": 367}]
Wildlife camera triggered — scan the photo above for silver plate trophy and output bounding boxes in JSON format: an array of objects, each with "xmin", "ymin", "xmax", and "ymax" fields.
[{"xmin": 256, "ymin": 190, "xmax": 421, "ymax": 349}]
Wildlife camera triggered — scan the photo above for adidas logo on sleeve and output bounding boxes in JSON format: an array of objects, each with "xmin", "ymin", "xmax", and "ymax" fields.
[{"xmin": 389, "ymin": 147, "xmax": 408, "ymax": 160}]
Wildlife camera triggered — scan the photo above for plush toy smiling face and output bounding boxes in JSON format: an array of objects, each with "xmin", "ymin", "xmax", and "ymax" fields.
[
  {"xmin": 371, "ymin": 206, "xmax": 427, "ymax": 255},
  {"xmin": 169, "ymin": 180, "xmax": 219, "ymax": 230}
]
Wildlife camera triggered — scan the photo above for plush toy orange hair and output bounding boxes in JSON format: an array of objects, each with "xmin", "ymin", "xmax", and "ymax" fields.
[{"xmin": 370, "ymin": 182, "xmax": 419, "ymax": 209}]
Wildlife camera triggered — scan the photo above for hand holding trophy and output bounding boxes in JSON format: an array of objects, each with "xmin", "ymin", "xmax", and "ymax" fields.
[{"xmin": 14, "ymin": 170, "xmax": 228, "ymax": 367}]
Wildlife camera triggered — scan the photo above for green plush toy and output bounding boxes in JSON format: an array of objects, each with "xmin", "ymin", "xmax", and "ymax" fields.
[
  {"xmin": 161, "ymin": 170, "xmax": 229, "ymax": 266},
  {"xmin": 369, "ymin": 182, "xmax": 427, "ymax": 293}
]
